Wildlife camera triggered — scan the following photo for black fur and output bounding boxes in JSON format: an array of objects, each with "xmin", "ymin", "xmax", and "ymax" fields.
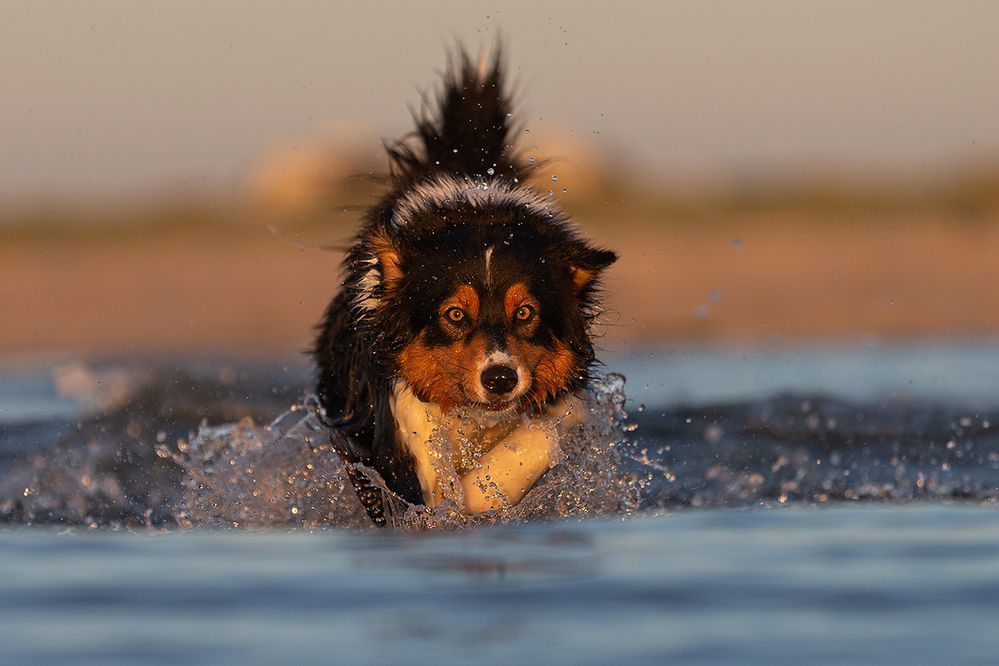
[
  {"xmin": 314, "ymin": 48, "xmax": 616, "ymax": 518},
  {"xmin": 386, "ymin": 47, "xmax": 526, "ymax": 185}
]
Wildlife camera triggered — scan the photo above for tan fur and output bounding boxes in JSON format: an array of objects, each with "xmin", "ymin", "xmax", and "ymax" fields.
[
  {"xmin": 505, "ymin": 337, "xmax": 577, "ymax": 406},
  {"xmin": 445, "ymin": 284, "xmax": 480, "ymax": 321},
  {"xmin": 398, "ymin": 332, "xmax": 492, "ymax": 412},
  {"xmin": 503, "ymin": 283, "xmax": 540, "ymax": 335},
  {"xmin": 569, "ymin": 265, "xmax": 596, "ymax": 290},
  {"xmin": 369, "ymin": 231, "xmax": 403, "ymax": 292}
]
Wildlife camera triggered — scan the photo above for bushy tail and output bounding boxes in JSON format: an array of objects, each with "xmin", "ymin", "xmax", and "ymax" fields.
[{"xmin": 386, "ymin": 46, "xmax": 525, "ymax": 186}]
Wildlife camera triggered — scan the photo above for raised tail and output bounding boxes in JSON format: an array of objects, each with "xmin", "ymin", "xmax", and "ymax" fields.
[{"xmin": 386, "ymin": 46, "xmax": 525, "ymax": 186}]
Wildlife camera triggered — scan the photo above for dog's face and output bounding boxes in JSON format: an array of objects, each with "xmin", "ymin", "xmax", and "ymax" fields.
[{"xmin": 364, "ymin": 206, "xmax": 615, "ymax": 415}]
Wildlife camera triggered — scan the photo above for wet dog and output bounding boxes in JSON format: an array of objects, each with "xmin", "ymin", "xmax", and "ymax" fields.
[{"xmin": 314, "ymin": 48, "xmax": 616, "ymax": 521}]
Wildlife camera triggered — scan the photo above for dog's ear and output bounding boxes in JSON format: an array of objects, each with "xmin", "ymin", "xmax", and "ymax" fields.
[
  {"xmin": 369, "ymin": 231, "xmax": 404, "ymax": 294},
  {"xmin": 567, "ymin": 242, "xmax": 617, "ymax": 292}
]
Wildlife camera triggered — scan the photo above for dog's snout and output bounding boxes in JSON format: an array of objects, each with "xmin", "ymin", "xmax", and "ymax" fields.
[{"xmin": 480, "ymin": 364, "xmax": 518, "ymax": 395}]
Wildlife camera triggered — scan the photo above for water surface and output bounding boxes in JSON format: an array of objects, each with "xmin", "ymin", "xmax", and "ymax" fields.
[
  {"xmin": 1, "ymin": 343, "xmax": 998, "ymax": 663},
  {"xmin": 2, "ymin": 505, "xmax": 997, "ymax": 665}
]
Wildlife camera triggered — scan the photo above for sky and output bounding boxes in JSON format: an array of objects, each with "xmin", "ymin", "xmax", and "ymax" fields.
[{"xmin": 2, "ymin": 1, "xmax": 998, "ymax": 202}]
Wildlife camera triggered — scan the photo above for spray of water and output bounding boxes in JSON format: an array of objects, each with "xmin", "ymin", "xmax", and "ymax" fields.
[
  {"xmin": 165, "ymin": 373, "xmax": 641, "ymax": 530},
  {"xmin": 4, "ymin": 361, "xmax": 997, "ymax": 528}
]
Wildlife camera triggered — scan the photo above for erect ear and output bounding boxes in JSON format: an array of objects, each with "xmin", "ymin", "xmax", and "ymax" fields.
[
  {"xmin": 567, "ymin": 242, "xmax": 617, "ymax": 292},
  {"xmin": 368, "ymin": 230, "xmax": 404, "ymax": 293}
]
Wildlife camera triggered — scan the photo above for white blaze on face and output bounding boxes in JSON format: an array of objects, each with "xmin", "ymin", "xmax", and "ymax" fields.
[{"xmin": 484, "ymin": 246, "xmax": 494, "ymax": 287}]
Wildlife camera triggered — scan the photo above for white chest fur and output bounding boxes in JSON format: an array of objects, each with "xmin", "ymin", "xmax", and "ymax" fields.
[{"xmin": 389, "ymin": 381, "xmax": 586, "ymax": 513}]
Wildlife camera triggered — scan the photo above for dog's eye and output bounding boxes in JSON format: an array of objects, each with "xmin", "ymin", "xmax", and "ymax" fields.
[
  {"xmin": 444, "ymin": 307, "xmax": 466, "ymax": 323},
  {"xmin": 515, "ymin": 305, "xmax": 535, "ymax": 322}
]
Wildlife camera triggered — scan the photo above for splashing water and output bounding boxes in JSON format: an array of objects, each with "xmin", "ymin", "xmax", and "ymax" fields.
[
  {"xmin": 165, "ymin": 373, "xmax": 640, "ymax": 530},
  {"xmin": 3, "ymin": 359, "xmax": 998, "ymax": 528},
  {"xmin": 163, "ymin": 402, "xmax": 372, "ymax": 529}
]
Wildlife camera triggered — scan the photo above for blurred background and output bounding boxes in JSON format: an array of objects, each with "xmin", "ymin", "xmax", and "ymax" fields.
[{"xmin": 2, "ymin": 1, "xmax": 998, "ymax": 388}]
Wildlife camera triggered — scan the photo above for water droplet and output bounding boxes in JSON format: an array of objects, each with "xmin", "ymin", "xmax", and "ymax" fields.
[
  {"xmin": 486, "ymin": 167, "xmax": 495, "ymax": 176},
  {"xmin": 551, "ymin": 175, "xmax": 559, "ymax": 181}
]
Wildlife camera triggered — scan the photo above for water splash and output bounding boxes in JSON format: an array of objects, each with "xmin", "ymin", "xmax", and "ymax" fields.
[
  {"xmin": 163, "ymin": 402, "xmax": 372, "ymax": 529},
  {"xmin": 166, "ymin": 373, "xmax": 640, "ymax": 530},
  {"xmin": 628, "ymin": 395, "xmax": 999, "ymax": 509},
  {"xmin": 3, "ymin": 361, "xmax": 998, "ymax": 528}
]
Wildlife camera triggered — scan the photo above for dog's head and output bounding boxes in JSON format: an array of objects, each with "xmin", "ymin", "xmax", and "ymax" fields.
[{"xmin": 355, "ymin": 176, "xmax": 616, "ymax": 415}]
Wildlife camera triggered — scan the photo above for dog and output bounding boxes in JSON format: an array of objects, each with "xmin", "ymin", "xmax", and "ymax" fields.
[{"xmin": 314, "ymin": 48, "xmax": 616, "ymax": 523}]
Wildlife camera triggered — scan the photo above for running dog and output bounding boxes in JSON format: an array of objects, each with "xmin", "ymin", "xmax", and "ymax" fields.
[{"xmin": 314, "ymin": 48, "xmax": 616, "ymax": 522}]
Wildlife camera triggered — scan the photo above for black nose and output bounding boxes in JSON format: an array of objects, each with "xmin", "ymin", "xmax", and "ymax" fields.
[{"xmin": 480, "ymin": 364, "xmax": 519, "ymax": 395}]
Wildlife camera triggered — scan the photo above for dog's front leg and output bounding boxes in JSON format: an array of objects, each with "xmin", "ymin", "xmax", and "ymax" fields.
[
  {"xmin": 460, "ymin": 421, "xmax": 557, "ymax": 513},
  {"xmin": 461, "ymin": 394, "xmax": 587, "ymax": 513}
]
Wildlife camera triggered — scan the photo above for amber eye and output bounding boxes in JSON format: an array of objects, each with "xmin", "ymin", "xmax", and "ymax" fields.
[
  {"xmin": 444, "ymin": 307, "xmax": 466, "ymax": 323},
  {"xmin": 515, "ymin": 305, "xmax": 535, "ymax": 322}
]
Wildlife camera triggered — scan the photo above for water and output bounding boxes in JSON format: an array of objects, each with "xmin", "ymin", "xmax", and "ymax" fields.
[
  {"xmin": 2, "ymin": 343, "xmax": 999, "ymax": 663},
  {"xmin": 604, "ymin": 339, "xmax": 999, "ymax": 407},
  {"xmin": 2, "ymin": 506, "xmax": 998, "ymax": 664}
]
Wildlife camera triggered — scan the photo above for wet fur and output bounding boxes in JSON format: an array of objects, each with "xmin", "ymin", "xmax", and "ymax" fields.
[{"xmin": 314, "ymin": 48, "xmax": 616, "ymax": 519}]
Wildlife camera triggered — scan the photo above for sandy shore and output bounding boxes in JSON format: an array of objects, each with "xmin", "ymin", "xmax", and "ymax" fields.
[{"xmin": 2, "ymin": 209, "xmax": 997, "ymax": 359}]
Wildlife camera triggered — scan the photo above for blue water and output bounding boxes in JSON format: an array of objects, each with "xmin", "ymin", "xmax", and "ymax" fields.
[
  {"xmin": 2, "ymin": 505, "xmax": 997, "ymax": 665},
  {"xmin": 6, "ymin": 340, "xmax": 999, "ymax": 425},
  {"xmin": 2, "ymin": 342, "xmax": 999, "ymax": 663},
  {"xmin": 605, "ymin": 339, "xmax": 999, "ymax": 407}
]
